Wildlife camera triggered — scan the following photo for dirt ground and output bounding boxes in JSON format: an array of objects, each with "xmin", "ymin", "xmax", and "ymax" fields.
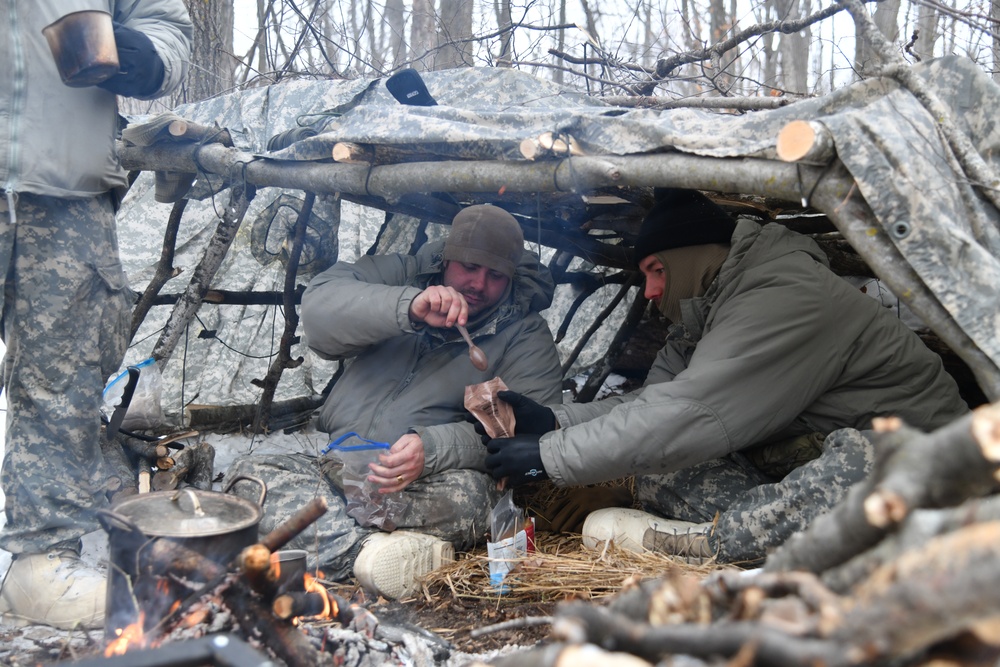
[
  {"xmin": 0, "ymin": 540, "xmax": 603, "ymax": 666},
  {"xmin": 1, "ymin": 530, "xmax": 693, "ymax": 666},
  {"xmin": 366, "ymin": 593, "xmax": 557, "ymax": 655},
  {"xmin": 0, "ymin": 587, "xmax": 555, "ymax": 666}
]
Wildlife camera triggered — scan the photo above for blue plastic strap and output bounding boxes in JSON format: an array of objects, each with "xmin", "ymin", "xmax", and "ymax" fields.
[{"xmin": 321, "ymin": 431, "xmax": 391, "ymax": 455}]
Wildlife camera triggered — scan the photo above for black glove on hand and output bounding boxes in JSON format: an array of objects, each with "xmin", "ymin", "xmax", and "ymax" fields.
[
  {"xmin": 499, "ymin": 390, "xmax": 556, "ymax": 434},
  {"xmin": 484, "ymin": 434, "xmax": 548, "ymax": 487},
  {"xmin": 98, "ymin": 23, "xmax": 165, "ymax": 98}
]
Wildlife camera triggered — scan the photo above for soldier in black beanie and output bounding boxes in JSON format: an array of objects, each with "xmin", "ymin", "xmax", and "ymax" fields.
[
  {"xmin": 632, "ymin": 188, "xmax": 736, "ymax": 323},
  {"xmin": 482, "ymin": 188, "xmax": 968, "ymax": 566}
]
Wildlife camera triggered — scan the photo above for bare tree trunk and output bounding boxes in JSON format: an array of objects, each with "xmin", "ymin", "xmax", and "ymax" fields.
[
  {"xmin": 913, "ymin": 1, "xmax": 940, "ymax": 61},
  {"xmin": 410, "ymin": 0, "xmax": 436, "ymax": 69},
  {"xmin": 182, "ymin": 0, "xmax": 235, "ymax": 101},
  {"xmin": 436, "ymin": 0, "xmax": 473, "ymax": 69},
  {"xmin": 708, "ymin": 0, "xmax": 734, "ymax": 93},
  {"xmin": 385, "ymin": 0, "xmax": 406, "ymax": 69},
  {"xmin": 364, "ymin": 0, "xmax": 385, "ymax": 74},
  {"xmin": 553, "ymin": 0, "xmax": 567, "ymax": 84},
  {"xmin": 761, "ymin": 0, "xmax": 778, "ymax": 92},
  {"xmin": 777, "ymin": 0, "xmax": 810, "ymax": 94},
  {"xmin": 255, "ymin": 0, "xmax": 271, "ymax": 78},
  {"xmin": 579, "ymin": 0, "xmax": 602, "ymax": 85},
  {"xmin": 641, "ymin": 1, "xmax": 654, "ymax": 73},
  {"xmin": 849, "ymin": 0, "xmax": 899, "ymax": 79},
  {"xmin": 494, "ymin": 0, "xmax": 513, "ymax": 67},
  {"xmin": 994, "ymin": 0, "xmax": 1000, "ymax": 83},
  {"xmin": 852, "ymin": 1, "xmax": 883, "ymax": 78},
  {"xmin": 873, "ymin": 0, "xmax": 901, "ymax": 49}
]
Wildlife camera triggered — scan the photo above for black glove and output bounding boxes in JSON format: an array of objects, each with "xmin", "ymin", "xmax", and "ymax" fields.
[
  {"xmin": 469, "ymin": 390, "xmax": 557, "ymax": 444},
  {"xmin": 484, "ymin": 434, "xmax": 548, "ymax": 487},
  {"xmin": 98, "ymin": 23, "xmax": 165, "ymax": 98}
]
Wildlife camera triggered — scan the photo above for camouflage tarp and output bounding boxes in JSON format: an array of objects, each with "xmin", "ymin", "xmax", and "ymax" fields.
[{"xmin": 117, "ymin": 56, "xmax": 1000, "ymax": 423}]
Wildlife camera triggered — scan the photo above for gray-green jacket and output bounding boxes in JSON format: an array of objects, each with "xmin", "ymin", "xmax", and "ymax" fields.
[
  {"xmin": 0, "ymin": 0, "xmax": 192, "ymax": 199},
  {"xmin": 301, "ymin": 240, "xmax": 564, "ymax": 477},
  {"xmin": 542, "ymin": 220, "xmax": 969, "ymax": 486}
]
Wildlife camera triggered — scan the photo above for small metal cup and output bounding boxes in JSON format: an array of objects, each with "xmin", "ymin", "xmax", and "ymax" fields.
[
  {"xmin": 273, "ymin": 549, "xmax": 308, "ymax": 592},
  {"xmin": 41, "ymin": 10, "xmax": 119, "ymax": 87}
]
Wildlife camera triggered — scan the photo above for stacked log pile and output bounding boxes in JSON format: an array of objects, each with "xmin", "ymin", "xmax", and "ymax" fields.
[{"xmin": 475, "ymin": 403, "xmax": 1000, "ymax": 667}]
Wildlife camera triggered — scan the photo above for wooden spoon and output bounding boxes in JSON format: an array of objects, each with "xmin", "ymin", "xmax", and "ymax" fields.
[{"xmin": 456, "ymin": 324, "xmax": 489, "ymax": 371}]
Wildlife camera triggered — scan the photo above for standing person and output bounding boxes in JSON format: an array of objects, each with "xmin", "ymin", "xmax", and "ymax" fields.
[
  {"xmin": 227, "ymin": 205, "xmax": 563, "ymax": 599},
  {"xmin": 482, "ymin": 188, "xmax": 969, "ymax": 565},
  {"xmin": 0, "ymin": 0, "xmax": 192, "ymax": 629}
]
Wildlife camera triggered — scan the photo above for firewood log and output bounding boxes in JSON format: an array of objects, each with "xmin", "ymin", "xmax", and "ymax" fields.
[
  {"xmin": 121, "ymin": 434, "xmax": 172, "ymax": 463},
  {"xmin": 766, "ymin": 406, "xmax": 1000, "ymax": 574},
  {"xmin": 151, "ymin": 441, "xmax": 215, "ymax": 491},
  {"xmin": 239, "ymin": 543, "xmax": 280, "ymax": 599},
  {"xmin": 223, "ymin": 579, "xmax": 327, "ymax": 667},
  {"xmin": 272, "ymin": 590, "xmax": 332, "ymax": 620}
]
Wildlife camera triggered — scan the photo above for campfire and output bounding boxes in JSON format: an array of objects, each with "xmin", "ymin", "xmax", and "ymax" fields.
[{"xmin": 94, "ymin": 495, "xmax": 389, "ymax": 665}]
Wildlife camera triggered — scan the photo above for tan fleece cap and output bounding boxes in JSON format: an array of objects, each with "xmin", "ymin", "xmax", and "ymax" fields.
[{"xmin": 443, "ymin": 205, "xmax": 524, "ymax": 278}]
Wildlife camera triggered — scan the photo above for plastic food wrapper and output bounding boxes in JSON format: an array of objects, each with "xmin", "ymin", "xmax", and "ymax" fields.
[
  {"xmin": 102, "ymin": 357, "xmax": 167, "ymax": 431},
  {"xmin": 321, "ymin": 432, "xmax": 410, "ymax": 530},
  {"xmin": 465, "ymin": 376, "xmax": 515, "ymax": 439},
  {"xmin": 486, "ymin": 490, "xmax": 535, "ymax": 593}
]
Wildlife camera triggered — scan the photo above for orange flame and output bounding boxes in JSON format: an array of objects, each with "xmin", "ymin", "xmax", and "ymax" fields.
[
  {"xmin": 303, "ymin": 572, "xmax": 337, "ymax": 619},
  {"xmin": 270, "ymin": 552, "xmax": 283, "ymax": 580},
  {"xmin": 104, "ymin": 613, "xmax": 146, "ymax": 656}
]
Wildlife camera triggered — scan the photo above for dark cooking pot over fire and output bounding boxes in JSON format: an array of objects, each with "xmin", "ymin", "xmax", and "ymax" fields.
[{"xmin": 98, "ymin": 476, "xmax": 266, "ymax": 638}]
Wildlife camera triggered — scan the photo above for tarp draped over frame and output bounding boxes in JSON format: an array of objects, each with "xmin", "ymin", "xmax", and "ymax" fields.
[{"xmin": 117, "ymin": 56, "xmax": 1000, "ymax": 420}]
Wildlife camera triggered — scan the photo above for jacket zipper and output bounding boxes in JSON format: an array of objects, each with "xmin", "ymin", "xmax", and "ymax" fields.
[
  {"xmin": 3, "ymin": 0, "xmax": 25, "ymax": 212},
  {"xmin": 366, "ymin": 336, "xmax": 465, "ymax": 437}
]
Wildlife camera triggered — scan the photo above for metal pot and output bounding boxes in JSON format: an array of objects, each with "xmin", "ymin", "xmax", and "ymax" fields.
[{"xmin": 98, "ymin": 476, "xmax": 266, "ymax": 638}]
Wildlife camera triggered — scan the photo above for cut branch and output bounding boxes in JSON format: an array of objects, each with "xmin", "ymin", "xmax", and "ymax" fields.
[
  {"xmin": 116, "ymin": 140, "xmax": 1000, "ymax": 398},
  {"xmin": 251, "ymin": 192, "xmax": 314, "ymax": 434},
  {"xmin": 131, "ymin": 199, "xmax": 186, "ymax": 341},
  {"xmin": 766, "ymin": 405, "xmax": 1000, "ymax": 574},
  {"xmin": 150, "ymin": 184, "xmax": 254, "ymax": 367},
  {"xmin": 776, "ymin": 120, "xmax": 836, "ymax": 165}
]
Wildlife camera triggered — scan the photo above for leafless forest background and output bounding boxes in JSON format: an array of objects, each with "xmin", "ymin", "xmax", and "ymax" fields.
[{"xmin": 129, "ymin": 0, "xmax": 1000, "ymax": 111}]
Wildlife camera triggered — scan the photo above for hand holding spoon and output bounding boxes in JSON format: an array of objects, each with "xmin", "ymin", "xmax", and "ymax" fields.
[{"xmin": 456, "ymin": 324, "xmax": 489, "ymax": 371}]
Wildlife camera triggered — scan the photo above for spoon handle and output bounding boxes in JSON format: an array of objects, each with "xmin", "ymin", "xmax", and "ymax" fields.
[{"xmin": 456, "ymin": 324, "xmax": 474, "ymax": 346}]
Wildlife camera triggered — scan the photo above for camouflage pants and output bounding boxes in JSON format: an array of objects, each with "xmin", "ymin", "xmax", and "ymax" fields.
[
  {"xmin": 0, "ymin": 193, "xmax": 131, "ymax": 555},
  {"xmin": 635, "ymin": 428, "xmax": 875, "ymax": 565},
  {"xmin": 227, "ymin": 452, "xmax": 502, "ymax": 581}
]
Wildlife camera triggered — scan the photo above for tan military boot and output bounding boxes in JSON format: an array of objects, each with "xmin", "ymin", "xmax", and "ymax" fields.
[
  {"xmin": 582, "ymin": 507, "xmax": 717, "ymax": 564},
  {"xmin": 353, "ymin": 531, "xmax": 454, "ymax": 600},
  {"xmin": 0, "ymin": 550, "xmax": 106, "ymax": 629}
]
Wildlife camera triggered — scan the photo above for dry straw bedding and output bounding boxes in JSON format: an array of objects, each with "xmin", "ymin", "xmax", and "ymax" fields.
[{"xmin": 420, "ymin": 532, "xmax": 723, "ymax": 604}]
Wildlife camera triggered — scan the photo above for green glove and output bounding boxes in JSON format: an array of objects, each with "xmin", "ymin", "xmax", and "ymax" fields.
[{"xmin": 534, "ymin": 485, "xmax": 633, "ymax": 534}]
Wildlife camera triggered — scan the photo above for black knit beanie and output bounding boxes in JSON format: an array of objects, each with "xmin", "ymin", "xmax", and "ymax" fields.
[
  {"xmin": 443, "ymin": 205, "xmax": 524, "ymax": 278},
  {"xmin": 633, "ymin": 189, "xmax": 736, "ymax": 266}
]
